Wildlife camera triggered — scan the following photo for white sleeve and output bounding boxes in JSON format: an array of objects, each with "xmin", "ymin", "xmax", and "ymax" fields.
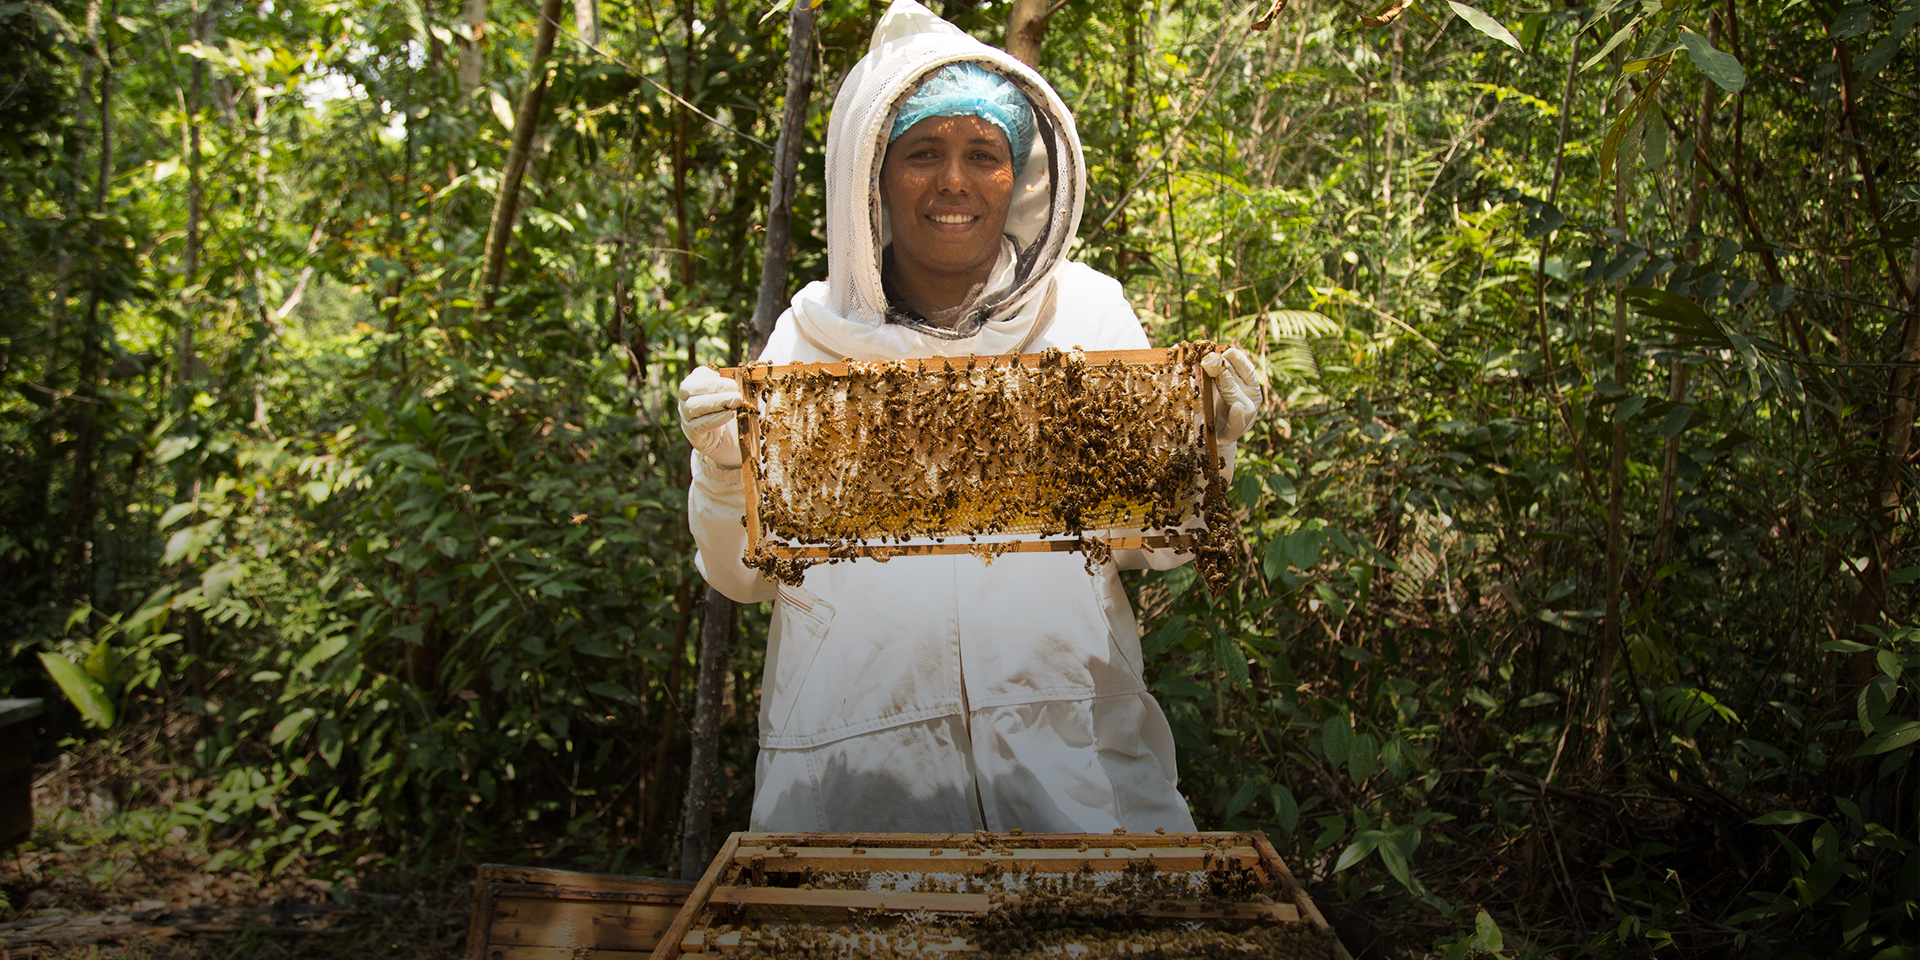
[{"xmin": 686, "ymin": 312, "xmax": 798, "ymax": 604}]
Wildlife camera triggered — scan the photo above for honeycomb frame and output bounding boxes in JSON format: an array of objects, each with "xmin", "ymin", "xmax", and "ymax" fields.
[{"xmin": 720, "ymin": 344, "xmax": 1237, "ymax": 587}]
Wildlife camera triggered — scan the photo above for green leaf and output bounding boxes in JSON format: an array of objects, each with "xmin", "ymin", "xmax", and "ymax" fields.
[
  {"xmin": 1626, "ymin": 286, "xmax": 1721, "ymax": 340},
  {"xmin": 1656, "ymin": 403, "xmax": 1696, "ymax": 439},
  {"xmin": 1223, "ymin": 778, "xmax": 1260, "ymax": 821},
  {"xmin": 1281, "ymin": 528, "xmax": 1323, "ymax": 571},
  {"xmin": 1263, "ymin": 536, "xmax": 1288, "ymax": 582},
  {"xmin": 488, "ymin": 89, "xmax": 517, "ymax": 132},
  {"xmin": 1349, "ymin": 732, "xmax": 1380, "ymax": 784},
  {"xmin": 163, "ymin": 528, "xmax": 196, "ymax": 566},
  {"xmin": 1581, "ymin": 13, "xmax": 1646, "ymax": 70},
  {"xmin": 1214, "ymin": 633, "xmax": 1250, "ymax": 691},
  {"xmin": 1471, "ymin": 910, "xmax": 1506, "ymax": 951},
  {"xmin": 1821, "ymin": 639, "xmax": 1875, "ymax": 654},
  {"xmin": 1856, "ymin": 4, "xmax": 1920, "ymax": 82},
  {"xmin": 1614, "ymin": 394, "xmax": 1649, "ymax": 422},
  {"xmin": 270, "ymin": 708, "xmax": 317, "ymax": 746},
  {"xmin": 1679, "ymin": 27, "xmax": 1745, "ymax": 94},
  {"xmin": 587, "ymin": 681, "xmax": 640, "ymax": 705},
  {"xmin": 39, "ymin": 652, "xmax": 115, "ymax": 728},
  {"xmin": 1447, "ymin": 2, "xmax": 1522, "ymax": 50},
  {"xmin": 1321, "ymin": 713, "xmax": 1353, "ymax": 767},
  {"xmin": 1334, "ymin": 830, "xmax": 1382, "ymax": 872},
  {"xmin": 1376, "ymin": 835, "xmax": 1410, "ymax": 887},
  {"xmin": 1830, "ymin": 3, "xmax": 1871, "ymax": 39},
  {"xmin": 1749, "ymin": 810, "xmax": 1821, "ymax": 826},
  {"xmin": 158, "ymin": 502, "xmax": 196, "ymax": 529},
  {"xmin": 294, "ymin": 635, "xmax": 350, "ymax": 675},
  {"xmin": 1769, "ymin": 283, "xmax": 1798, "ymax": 311},
  {"xmin": 1163, "ymin": 564, "xmax": 1197, "ymax": 599},
  {"xmin": 1269, "ymin": 784, "xmax": 1300, "ymax": 836},
  {"xmin": 316, "ymin": 718, "xmax": 345, "ymax": 769},
  {"xmin": 1854, "ymin": 719, "xmax": 1920, "ymax": 756},
  {"xmin": 1597, "ymin": 103, "xmax": 1642, "ymax": 178},
  {"xmin": 83, "ymin": 639, "xmax": 120, "ymax": 684}
]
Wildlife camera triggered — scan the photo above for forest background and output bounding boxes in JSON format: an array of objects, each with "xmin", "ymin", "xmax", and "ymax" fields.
[{"xmin": 1, "ymin": 0, "xmax": 1916, "ymax": 954}]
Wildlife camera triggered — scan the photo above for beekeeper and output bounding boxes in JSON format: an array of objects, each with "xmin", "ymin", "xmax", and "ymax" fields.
[{"xmin": 677, "ymin": 0, "xmax": 1263, "ymax": 833}]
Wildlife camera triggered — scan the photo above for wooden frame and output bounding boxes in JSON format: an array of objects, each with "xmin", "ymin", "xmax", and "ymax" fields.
[
  {"xmin": 651, "ymin": 831, "xmax": 1352, "ymax": 959},
  {"xmin": 466, "ymin": 864, "xmax": 695, "ymax": 960},
  {"xmin": 719, "ymin": 346, "xmax": 1225, "ymax": 563}
]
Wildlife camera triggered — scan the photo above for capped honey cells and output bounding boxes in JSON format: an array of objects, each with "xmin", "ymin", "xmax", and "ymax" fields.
[{"xmin": 727, "ymin": 343, "xmax": 1241, "ymax": 592}]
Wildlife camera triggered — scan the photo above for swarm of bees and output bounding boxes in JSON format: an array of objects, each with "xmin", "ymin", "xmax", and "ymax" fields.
[{"xmin": 734, "ymin": 343, "xmax": 1239, "ymax": 590}]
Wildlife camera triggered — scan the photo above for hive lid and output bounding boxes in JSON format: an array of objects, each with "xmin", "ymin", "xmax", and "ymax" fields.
[{"xmin": 0, "ymin": 699, "xmax": 45, "ymax": 727}]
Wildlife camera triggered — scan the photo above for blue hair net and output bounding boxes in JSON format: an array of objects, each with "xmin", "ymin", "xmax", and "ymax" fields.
[{"xmin": 889, "ymin": 63, "xmax": 1036, "ymax": 177}]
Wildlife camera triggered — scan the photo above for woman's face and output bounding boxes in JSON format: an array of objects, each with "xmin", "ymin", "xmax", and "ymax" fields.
[{"xmin": 879, "ymin": 114, "xmax": 1017, "ymax": 290}]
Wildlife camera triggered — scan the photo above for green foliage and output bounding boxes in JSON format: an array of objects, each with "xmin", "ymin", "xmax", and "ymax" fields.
[{"xmin": 4, "ymin": 0, "xmax": 1918, "ymax": 954}]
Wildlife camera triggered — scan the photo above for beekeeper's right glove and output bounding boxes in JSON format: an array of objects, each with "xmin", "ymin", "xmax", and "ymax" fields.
[{"xmin": 677, "ymin": 366, "xmax": 745, "ymax": 469}]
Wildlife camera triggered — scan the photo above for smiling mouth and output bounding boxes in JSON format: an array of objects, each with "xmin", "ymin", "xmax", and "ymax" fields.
[{"xmin": 928, "ymin": 213, "xmax": 978, "ymax": 224}]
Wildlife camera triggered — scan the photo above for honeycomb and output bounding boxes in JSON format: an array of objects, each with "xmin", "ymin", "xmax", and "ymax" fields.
[{"xmin": 732, "ymin": 343, "xmax": 1239, "ymax": 591}]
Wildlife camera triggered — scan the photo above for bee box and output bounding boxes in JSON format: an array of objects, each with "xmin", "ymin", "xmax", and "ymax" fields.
[
  {"xmin": 721, "ymin": 344, "xmax": 1240, "ymax": 590},
  {"xmin": 0, "ymin": 699, "xmax": 42, "ymax": 851},
  {"xmin": 466, "ymin": 864, "xmax": 695, "ymax": 960},
  {"xmin": 651, "ymin": 832, "xmax": 1351, "ymax": 959}
]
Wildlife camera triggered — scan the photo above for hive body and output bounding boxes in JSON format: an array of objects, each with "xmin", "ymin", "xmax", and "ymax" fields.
[{"xmin": 653, "ymin": 831, "xmax": 1351, "ymax": 959}]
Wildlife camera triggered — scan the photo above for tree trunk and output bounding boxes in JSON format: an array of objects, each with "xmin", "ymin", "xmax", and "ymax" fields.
[
  {"xmin": 1588, "ymin": 43, "xmax": 1633, "ymax": 781},
  {"xmin": 1838, "ymin": 35, "xmax": 1920, "ymax": 676},
  {"xmin": 64, "ymin": 0, "xmax": 114, "ymax": 603},
  {"xmin": 573, "ymin": 0, "xmax": 598, "ymax": 46},
  {"xmin": 1114, "ymin": 0, "xmax": 1138, "ymax": 268},
  {"xmin": 477, "ymin": 0, "xmax": 565, "ymax": 309},
  {"xmin": 1005, "ymin": 0, "xmax": 1049, "ymax": 68},
  {"xmin": 746, "ymin": 1, "xmax": 817, "ymax": 357},
  {"xmin": 679, "ymin": 588, "xmax": 735, "ymax": 879},
  {"xmin": 179, "ymin": 0, "xmax": 211, "ymax": 409},
  {"xmin": 678, "ymin": 0, "xmax": 816, "ymax": 882},
  {"xmin": 1650, "ymin": 364, "xmax": 1690, "ymax": 567},
  {"xmin": 459, "ymin": 0, "xmax": 486, "ymax": 95},
  {"xmin": 1653, "ymin": 19, "xmax": 1719, "ymax": 569}
]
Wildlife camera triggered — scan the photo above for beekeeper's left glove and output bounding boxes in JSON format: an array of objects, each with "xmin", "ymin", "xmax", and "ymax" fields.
[
  {"xmin": 1200, "ymin": 347, "xmax": 1264, "ymax": 444},
  {"xmin": 677, "ymin": 366, "xmax": 745, "ymax": 469}
]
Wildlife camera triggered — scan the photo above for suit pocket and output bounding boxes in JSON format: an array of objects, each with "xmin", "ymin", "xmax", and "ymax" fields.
[{"xmin": 762, "ymin": 585, "xmax": 836, "ymax": 740}]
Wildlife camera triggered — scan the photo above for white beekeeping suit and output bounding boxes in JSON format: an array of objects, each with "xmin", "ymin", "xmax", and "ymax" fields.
[{"xmin": 686, "ymin": 0, "xmax": 1210, "ymax": 833}]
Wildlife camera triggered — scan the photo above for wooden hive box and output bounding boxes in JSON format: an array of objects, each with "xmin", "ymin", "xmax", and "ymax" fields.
[
  {"xmin": 0, "ymin": 699, "xmax": 44, "ymax": 851},
  {"xmin": 652, "ymin": 832, "xmax": 1352, "ymax": 959},
  {"xmin": 466, "ymin": 864, "xmax": 695, "ymax": 960}
]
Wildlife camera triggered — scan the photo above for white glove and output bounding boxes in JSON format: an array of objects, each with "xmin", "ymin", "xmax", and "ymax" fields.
[
  {"xmin": 1200, "ymin": 347, "xmax": 1263, "ymax": 444},
  {"xmin": 677, "ymin": 366, "xmax": 746, "ymax": 469}
]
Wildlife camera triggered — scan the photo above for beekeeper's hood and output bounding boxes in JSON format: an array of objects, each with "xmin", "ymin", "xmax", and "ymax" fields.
[{"xmin": 787, "ymin": 0, "xmax": 1086, "ymax": 357}]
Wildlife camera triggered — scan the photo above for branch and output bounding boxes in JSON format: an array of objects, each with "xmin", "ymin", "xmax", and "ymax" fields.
[
  {"xmin": 477, "ymin": 0, "xmax": 566, "ymax": 310},
  {"xmin": 1359, "ymin": 0, "xmax": 1407, "ymax": 28},
  {"xmin": 1648, "ymin": 95, "xmax": 1783, "ymax": 287}
]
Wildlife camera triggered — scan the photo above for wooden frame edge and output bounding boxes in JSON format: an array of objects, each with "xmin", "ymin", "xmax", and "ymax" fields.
[{"xmin": 650, "ymin": 832, "xmax": 743, "ymax": 960}]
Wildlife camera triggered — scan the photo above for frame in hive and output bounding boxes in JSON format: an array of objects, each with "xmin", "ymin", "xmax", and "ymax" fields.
[
  {"xmin": 650, "ymin": 831, "xmax": 1352, "ymax": 959},
  {"xmin": 720, "ymin": 343, "xmax": 1233, "ymax": 580}
]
